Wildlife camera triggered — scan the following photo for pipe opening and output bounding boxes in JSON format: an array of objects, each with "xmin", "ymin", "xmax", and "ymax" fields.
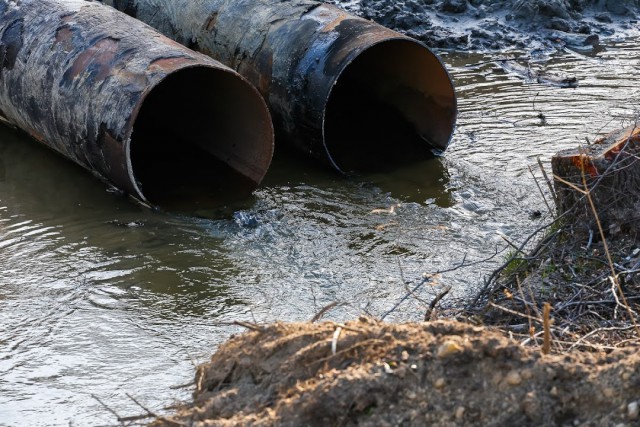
[
  {"xmin": 130, "ymin": 66, "xmax": 273, "ymax": 210},
  {"xmin": 324, "ymin": 39, "xmax": 456, "ymax": 173}
]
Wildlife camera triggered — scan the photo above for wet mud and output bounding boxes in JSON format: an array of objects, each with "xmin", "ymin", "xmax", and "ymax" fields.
[{"xmin": 328, "ymin": 0, "xmax": 640, "ymax": 50}]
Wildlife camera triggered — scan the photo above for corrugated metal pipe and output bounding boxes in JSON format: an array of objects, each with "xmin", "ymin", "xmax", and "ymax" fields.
[
  {"xmin": 0, "ymin": 0, "xmax": 273, "ymax": 208},
  {"xmin": 101, "ymin": 0, "xmax": 457, "ymax": 173}
]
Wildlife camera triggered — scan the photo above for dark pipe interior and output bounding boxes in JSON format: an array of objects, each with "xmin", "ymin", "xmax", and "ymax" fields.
[
  {"xmin": 130, "ymin": 67, "xmax": 272, "ymax": 210},
  {"xmin": 324, "ymin": 40, "xmax": 456, "ymax": 174}
]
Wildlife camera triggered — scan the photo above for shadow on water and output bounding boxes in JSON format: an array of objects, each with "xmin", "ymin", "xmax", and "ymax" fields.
[
  {"xmin": 361, "ymin": 157, "xmax": 453, "ymax": 207},
  {"xmin": 0, "ymin": 114, "xmax": 258, "ymax": 221},
  {"xmin": 263, "ymin": 133, "xmax": 453, "ymax": 208},
  {"xmin": 0, "ymin": 125, "xmax": 134, "ymax": 214}
]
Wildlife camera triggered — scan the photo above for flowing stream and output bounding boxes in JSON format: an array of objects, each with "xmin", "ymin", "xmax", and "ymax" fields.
[{"xmin": 1, "ymin": 40, "xmax": 639, "ymax": 425}]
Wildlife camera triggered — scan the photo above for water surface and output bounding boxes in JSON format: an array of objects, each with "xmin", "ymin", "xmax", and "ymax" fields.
[{"xmin": 1, "ymin": 40, "xmax": 639, "ymax": 425}]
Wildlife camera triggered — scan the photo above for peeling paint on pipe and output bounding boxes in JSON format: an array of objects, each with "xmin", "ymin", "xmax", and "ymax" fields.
[
  {"xmin": 0, "ymin": 0, "xmax": 273, "ymax": 208},
  {"xmin": 101, "ymin": 0, "xmax": 457, "ymax": 173}
]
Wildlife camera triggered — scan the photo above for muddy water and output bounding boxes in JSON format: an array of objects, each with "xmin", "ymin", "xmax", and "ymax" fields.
[{"xmin": 1, "ymin": 40, "xmax": 639, "ymax": 425}]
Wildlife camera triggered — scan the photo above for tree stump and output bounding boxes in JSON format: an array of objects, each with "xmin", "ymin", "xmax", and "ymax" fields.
[{"xmin": 551, "ymin": 126, "xmax": 640, "ymax": 237}]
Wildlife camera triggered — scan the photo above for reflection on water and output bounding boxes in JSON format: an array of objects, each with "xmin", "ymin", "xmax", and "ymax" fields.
[
  {"xmin": 1, "ymin": 39, "xmax": 640, "ymax": 425},
  {"xmin": 362, "ymin": 157, "xmax": 453, "ymax": 206},
  {"xmin": 260, "ymin": 144, "xmax": 453, "ymax": 207}
]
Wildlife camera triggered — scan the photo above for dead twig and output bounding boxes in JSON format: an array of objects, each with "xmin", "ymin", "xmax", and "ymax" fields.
[
  {"xmin": 500, "ymin": 235, "xmax": 524, "ymax": 253},
  {"xmin": 308, "ymin": 338, "xmax": 386, "ymax": 367},
  {"xmin": 125, "ymin": 394, "xmax": 185, "ymax": 427},
  {"xmin": 537, "ymin": 156, "xmax": 559, "ymax": 210},
  {"xmin": 331, "ymin": 326, "xmax": 343, "ymax": 355},
  {"xmin": 520, "ymin": 336, "xmax": 622, "ymax": 351},
  {"xmin": 380, "ymin": 276, "xmax": 431, "ymax": 321},
  {"xmin": 91, "ymin": 394, "xmax": 168, "ymax": 426},
  {"xmin": 169, "ymin": 381, "xmax": 195, "ymax": 390},
  {"xmin": 488, "ymin": 302, "xmax": 543, "ymax": 323},
  {"xmin": 568, "ymin": 325, "xmax": 637, "ymax": 351},
  {"xmin": 425, "ymin": 286, "xmax": 452, "ymax": 321},
  {"xmin": 91, "ymin": 394, "xmax": 125, "ymax": 424},
  {"xmin": 529, "ymin": 164, "xmax": 554, "ymax": 216},
  {"xmin": 542, "ymin": 302, "xmax": 552, "ymax": 355},
  {"xmin": 233, "ymin": 320, "xmax": 265, "ymax": 332},
  {"xmin": 311, "ymin": 301, "xmax": 340, "ymax": 323},
  {"xmin": 125, "ymin": 393, "xmax": 158, "ymax": 419},
  {"xmin": 212, "ymin": 320, "xmax": 265, "ymax": 332},
  {"xmin": 515, "ymin": 277, "xmax": 535, "ymax": 336}
]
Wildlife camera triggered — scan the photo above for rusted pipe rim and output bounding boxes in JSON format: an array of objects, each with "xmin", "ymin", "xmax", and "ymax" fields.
[
  {"xmin": 321, "ymin": 37, "xmax": 457, "ymax": 174},
  {"xmin": 123, "ymin": 63, "xmax": 274, "ymax": 208}
]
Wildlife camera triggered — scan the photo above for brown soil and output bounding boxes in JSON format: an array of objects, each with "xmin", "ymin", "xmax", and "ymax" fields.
[{"xmin": 152, "ymin": 319, "xmax": 640, "ymax": 427}]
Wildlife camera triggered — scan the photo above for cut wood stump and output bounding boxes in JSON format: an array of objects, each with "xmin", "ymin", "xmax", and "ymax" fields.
[{"xmin": 552, "ymin": 125, "xmax": 640, "ymax": 237}]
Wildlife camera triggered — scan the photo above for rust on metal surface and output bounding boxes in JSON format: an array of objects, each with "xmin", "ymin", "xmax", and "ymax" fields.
[
  {"xmin": 0, "ymin": 0, "xmax": 273, "ymax": 208},
  {"xmin": 65, "ymin": 37, "xmax": 121, "ymax": 81},
  {"xmin": 101, "ymin": 0, "xmax": 457, "ymax": 173}
]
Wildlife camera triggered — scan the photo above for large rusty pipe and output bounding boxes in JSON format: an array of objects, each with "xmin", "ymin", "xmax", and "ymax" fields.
[
  {"xmin": 101, "ymin": 0, "xmax": 457, "ymax": 173},
  {"xmin": 0, "ymin": 0, "xmax": 273, "ymax": 208}
]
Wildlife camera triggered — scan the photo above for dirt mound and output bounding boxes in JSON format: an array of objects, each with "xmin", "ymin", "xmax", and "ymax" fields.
[
  {"xmin": 152, "ymin": 319, "xmax": 640, "ymax": 426},
  {"xmin": 328, "ymin": 0, "xmax": 640, "ymax": 50}
]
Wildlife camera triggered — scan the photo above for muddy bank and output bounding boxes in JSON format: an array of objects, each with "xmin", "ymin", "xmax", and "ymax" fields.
[
  {"xmin": 327, "ymin": 0, "xmax": 640, "ymax": 50},
  {"xmin": 152, "ymin": 319, "xmax": 640, "ymax": 426}
]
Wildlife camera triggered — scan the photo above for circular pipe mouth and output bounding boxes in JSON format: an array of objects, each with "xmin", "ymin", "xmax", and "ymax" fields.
[
  {"xmin": 322, "ymin": 39, "xmax": 457, "ymax": 174},
  {"xmin": 127, "ymin": 66, "xmax": 273, "ymax": 210}
]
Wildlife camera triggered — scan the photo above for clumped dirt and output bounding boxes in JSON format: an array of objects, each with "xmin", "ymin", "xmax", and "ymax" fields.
[
  {"xmin": 152, "ymin": 319, "xmax": 640, "ymax": 426},
  {"xmin": 328, "ymin": 0, "xmax": 640, "ymax": 50}
]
